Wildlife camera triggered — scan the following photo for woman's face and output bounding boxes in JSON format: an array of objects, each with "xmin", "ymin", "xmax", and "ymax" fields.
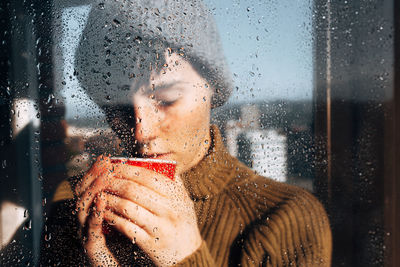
[{"xmin": 110, "ymin": 52, "xmax": 213, "ymax": 175}]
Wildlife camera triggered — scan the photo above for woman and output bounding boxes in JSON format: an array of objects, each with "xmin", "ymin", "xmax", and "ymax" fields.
[{"xmin": 40, "ymin": 0, "xmax": 332, "ymax": 266}]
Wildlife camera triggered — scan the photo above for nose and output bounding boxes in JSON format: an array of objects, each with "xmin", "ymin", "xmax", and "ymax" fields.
[{"xmin": 133, "ymin": 95, "xmax": 163, "ymax": 144}]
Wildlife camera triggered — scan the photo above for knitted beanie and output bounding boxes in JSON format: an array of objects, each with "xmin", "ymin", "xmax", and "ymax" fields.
[{"xmin": 74, "ymin": 0, "xmax": 232, "ymax": 108}]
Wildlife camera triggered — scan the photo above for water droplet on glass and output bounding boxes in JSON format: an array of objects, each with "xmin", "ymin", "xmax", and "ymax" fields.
[
  {"xmin": 2, "ymin": 160, "xmax": 6, "ymax": 169},
  {"xmin": 112, "ymin": 19, "xmax": 121, "ymax": 27},
  {"xmin": 98, "ymin": 3, "xmax": 105, "ymax": 9},
  {"xmin": 23, "ymin": 220, "xmax": 32, "ymax": 230},
  {"xmin": 24, "ymin": 209, "xmax": 28, "ymax": 218},
  {"xmin": 46, "ymin": 93, "xmax": 55, "ymax": 104},
  {"xmin": 44, "ymin": 233, "xmax": 52, "ymax": 241},
  {"xmin": 134, "ymin": 36, "xmax": 142, "ymax": 44}
]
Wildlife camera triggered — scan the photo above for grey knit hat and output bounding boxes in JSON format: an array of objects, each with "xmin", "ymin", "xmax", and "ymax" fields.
[{"xmin": 74, "ymin": 0, "xmax": 232, "ymax": 108}]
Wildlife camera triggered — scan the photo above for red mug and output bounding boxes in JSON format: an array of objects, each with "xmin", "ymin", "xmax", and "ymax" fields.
[
  {"xmin": 102, "ymin": 157, "xmax": 177, "ymax": 234},
  {"xmin": 109, "ymin": 157, "xmax": 176, "ymax": 181}
]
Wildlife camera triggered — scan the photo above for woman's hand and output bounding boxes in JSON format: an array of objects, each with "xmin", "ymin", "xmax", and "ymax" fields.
[
  {"xmin": 74, "ymin": 156, "xmax": 119, "ymax": 266},
  {"xmin": 102, "ymin": 162, "xmax": 202, "ymax": 266}
]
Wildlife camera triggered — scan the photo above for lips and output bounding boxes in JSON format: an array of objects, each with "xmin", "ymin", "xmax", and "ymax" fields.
[{"xmin": 142, "ymin": 152, "xmax": 172, "ymax": 159}]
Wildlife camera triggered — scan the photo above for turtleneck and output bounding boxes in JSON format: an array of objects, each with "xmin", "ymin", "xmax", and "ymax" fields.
[{"xmin": 181, "ymin": 125, "xmax": 237, "ymax": 200}]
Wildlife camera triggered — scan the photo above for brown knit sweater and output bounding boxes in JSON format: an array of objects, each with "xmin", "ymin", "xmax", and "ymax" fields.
[{"xmin": 40, "ymin": 126, "xmax": 332, "ymax": 266}]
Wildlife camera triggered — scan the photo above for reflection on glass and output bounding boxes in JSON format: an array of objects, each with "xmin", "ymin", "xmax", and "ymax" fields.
[
  {"xmin": 59, "ymin": 0, "xmax": 315, "ymax": 190},
  {"xmin": 37, "ymin": 1, "xmax": 331, "ymax": 266},
  {"xmin": 1, "ymin": 0, "xmax": 335, "ymax": 266}
]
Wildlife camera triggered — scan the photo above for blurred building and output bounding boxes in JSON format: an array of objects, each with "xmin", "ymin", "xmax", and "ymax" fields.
[{"xmin": 225, "ymin": 104, "xmax": 288, "ymax": 182}]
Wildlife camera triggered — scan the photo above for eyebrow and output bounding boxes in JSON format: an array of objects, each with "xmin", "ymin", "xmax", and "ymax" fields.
[{"xmin": 151, "ymin": 81, "xmax": 187, "ymax": 93}]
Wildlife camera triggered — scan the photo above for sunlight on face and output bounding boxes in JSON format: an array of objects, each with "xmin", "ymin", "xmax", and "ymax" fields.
[{"xmin": 128, "ymin": 52, "xmax": 213, "ymax": 175}]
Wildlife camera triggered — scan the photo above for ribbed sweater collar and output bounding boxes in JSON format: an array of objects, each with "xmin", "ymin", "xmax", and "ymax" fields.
[{"xmin": 181, "ymin": 125, "xmax": 236, "ymax": 200}]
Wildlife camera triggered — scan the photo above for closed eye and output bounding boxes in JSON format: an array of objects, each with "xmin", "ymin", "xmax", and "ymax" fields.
[{"xmin": 157, "ymin": 99, "xmax": 178, "ymax": 107}]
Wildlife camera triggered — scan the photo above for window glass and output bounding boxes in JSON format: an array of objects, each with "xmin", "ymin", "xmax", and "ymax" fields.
[
  {"xmin": 0, "ymin": 0, "xmax": 398, "ymax": 266},
  {"xmin": 57, "ymin": 0, "xmax": 315, "ymax": 190}
]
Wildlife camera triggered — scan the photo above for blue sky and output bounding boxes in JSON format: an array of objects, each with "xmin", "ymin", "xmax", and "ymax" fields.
[
  {"xmin": 58, "ymin": 0, "xmax": 313, "ymax": 120},
  {"xmin": 204, "ymin": 0, "xmax": 314, "ymax": 103}
]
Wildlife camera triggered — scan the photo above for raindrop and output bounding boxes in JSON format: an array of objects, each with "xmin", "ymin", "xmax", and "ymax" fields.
[
  {"xmin": 1, "ymin": 159, "xmax": 6, "ymax": 169},
  {"xmin": 112, "ymin": 19, "xmax": 121, "ymax": 27},
  {"xmin": 98, "ymin": 3, "xmax": 105, "ymax": 9},
  {"xmin": 44, "ymin": 233, "xmax": 52, "ymax": 241},
  {"xmin": 23, "ymin": 220, "xmax": 32, "ymax": 230},
  {"xmin": 134, "ymin": 36, "xmax": 142, "ymax": 44},
  {"xmin": 46, "ymin": 93, "xmax": 54, "ymax": 104}
]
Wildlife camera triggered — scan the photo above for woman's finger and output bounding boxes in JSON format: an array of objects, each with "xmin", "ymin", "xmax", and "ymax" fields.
[
  {"xmin": 76, "ymin": 178, "xmax": 107, "ymax": 227},
  {"xmin": 105, "ymin": 178, "xmax": 170, "ymax": 216},
  {"xmin": 87, "ymin": 195, "xmax": 105, "ymax": 235},
  {"xmin": 112, "ymin": 163, "xmax": 177, "ymax": 196},
  {"xmin": 104, "ymin": 192, "xmax": 157, "ymax": 235},
  {"xmin": 103, "ymin": 209, "xmax": 150, "ymax": 244},
  {"xmin": 75, "ymin": 155, "xmax": 112, "ymax": 196},
  {"xmin": 84, "ymin": 195, "xmax": 121, "ymax": 266}
]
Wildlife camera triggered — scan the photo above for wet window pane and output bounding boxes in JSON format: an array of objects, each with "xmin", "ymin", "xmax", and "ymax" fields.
[
  {"xmin": 0, "ymin": 0, "xmax": 399, "ymax": 266},
  {"xmin": 56, "ymin": 1, "xmax": 315, "ymax": 190}
]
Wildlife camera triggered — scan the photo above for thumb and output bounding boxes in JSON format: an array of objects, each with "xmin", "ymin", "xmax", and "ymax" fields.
[{"xmin": 87, "ymin": 194, "xmax": 106, "ymax": 243}]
